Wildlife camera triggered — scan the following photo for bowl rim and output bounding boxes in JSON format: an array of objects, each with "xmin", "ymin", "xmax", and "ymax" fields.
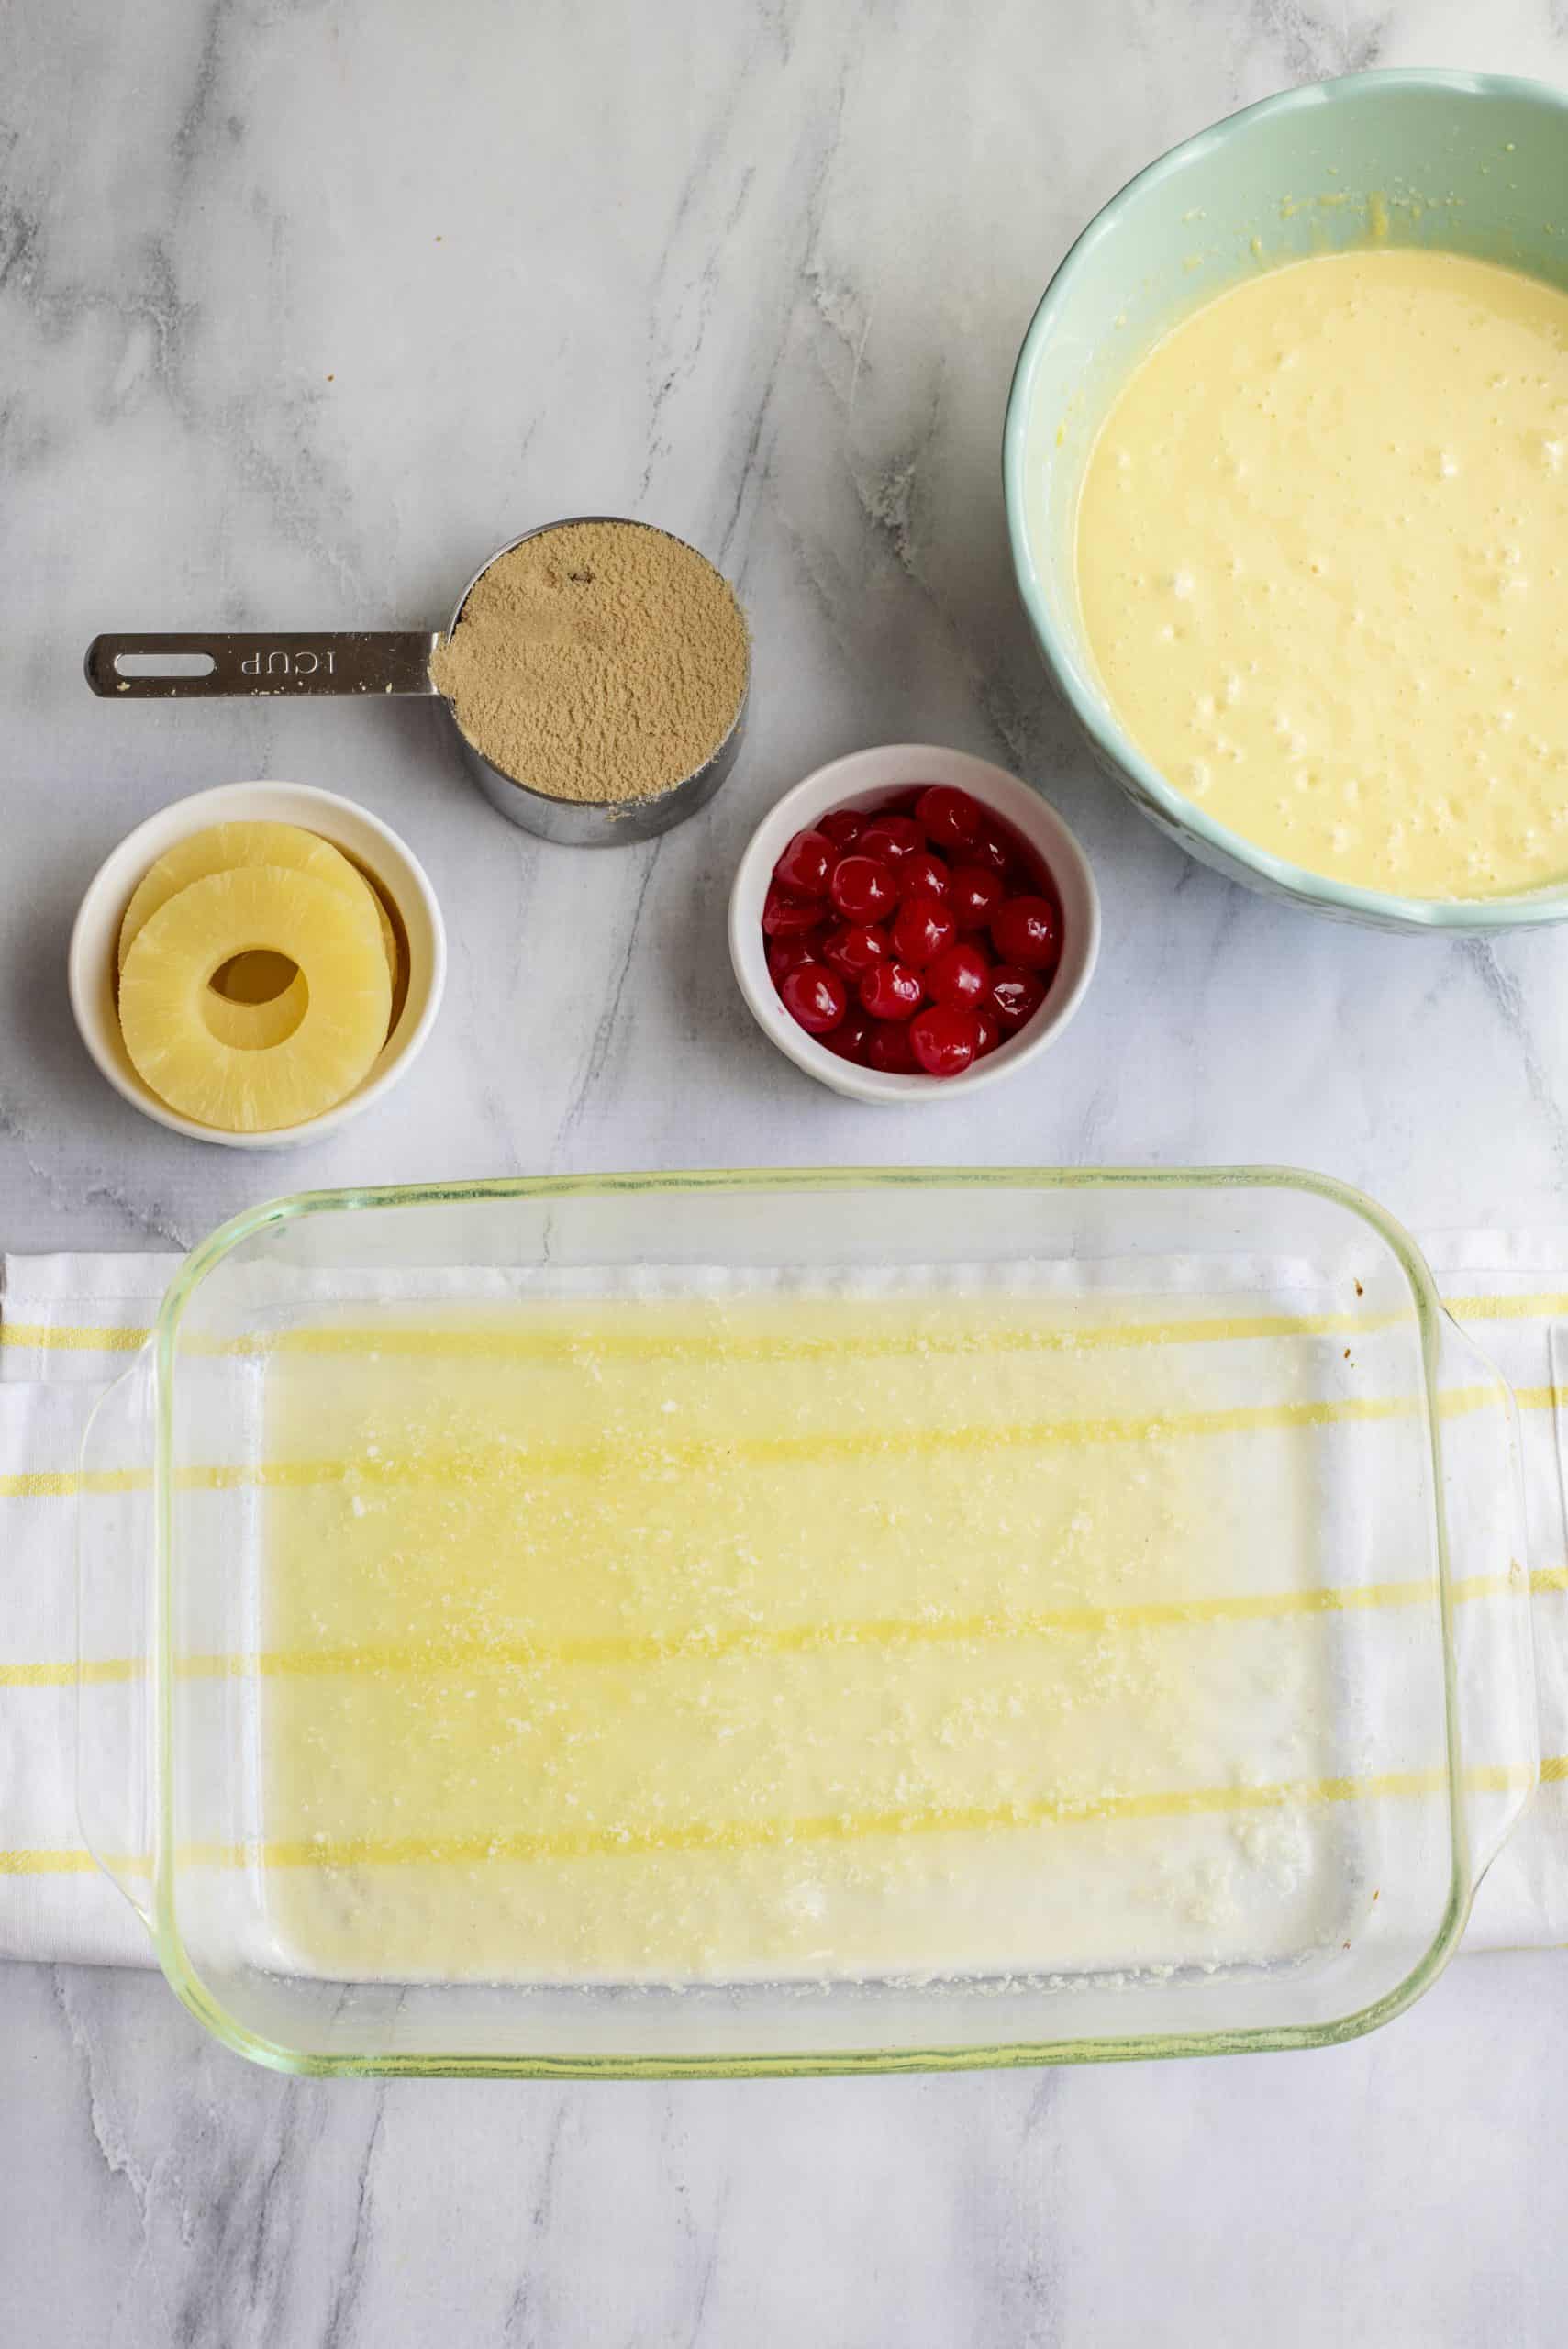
[
  {"xmin": 66, "ymin": 780, "xmax": 447, "ymax": 1149},
  {"xmin": 728, "ymin": 742, "xmax": 1100, "ymax": 1103},
  {"xmin": 1002, "ymin": 64, "xmax": 1568, "ymax": 934}
]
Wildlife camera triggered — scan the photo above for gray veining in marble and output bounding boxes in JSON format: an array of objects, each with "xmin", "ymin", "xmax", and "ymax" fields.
[{"xmin": 6, "ymin": 2, "xmax": 1568, "ymax": 2341}]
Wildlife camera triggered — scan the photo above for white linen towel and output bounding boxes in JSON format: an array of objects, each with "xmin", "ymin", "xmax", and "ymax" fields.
[{"xmin": 3, "ymin": 1241, "xmax": 1564, "ymax": 1968}]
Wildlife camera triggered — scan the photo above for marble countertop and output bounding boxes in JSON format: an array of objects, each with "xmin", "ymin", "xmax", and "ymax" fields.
[{"xmin": 5, "ymin": 1, "xmax": 1568, "ymax": 2340}]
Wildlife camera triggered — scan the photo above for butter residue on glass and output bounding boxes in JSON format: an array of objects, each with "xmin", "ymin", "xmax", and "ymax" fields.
[
  {"xmin": 259, "ymin": 1286, "xmax": 1346, "ymax": 1986},
  {"xmin": 429, "ymin": 518, "xmax": 749, "ymax": 806}
]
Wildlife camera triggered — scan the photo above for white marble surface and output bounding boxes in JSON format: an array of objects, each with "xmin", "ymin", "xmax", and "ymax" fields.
[{"xmin": 5, "ymin": 1, "xmax": 1568, "ymax": 2340}]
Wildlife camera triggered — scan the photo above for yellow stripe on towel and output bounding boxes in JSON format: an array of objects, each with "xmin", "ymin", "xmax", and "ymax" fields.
[
  {"xmin": 6, "ymin": 1755, "xmax": 1560, "ymax": 1879},
  {"xmin": 4, "ymin": 1560, "xmax": 1550, "ymax": 1692},
  {"xmin": 0, "ymin": 1321, "xmax": 150, "ymax": 1353},
  {"xmin": 0, "ymin": 1846, "xmax": 100, "ymax": 1875}
]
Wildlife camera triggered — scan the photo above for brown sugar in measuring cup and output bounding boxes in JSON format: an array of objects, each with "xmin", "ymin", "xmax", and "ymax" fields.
[
  {"xmin": 85, "ymin": 517, "xmax": 751, "ymax": 848},
  {"xmin": 431, "ymin": 520, "xmax": 748, "ymax": 817}
]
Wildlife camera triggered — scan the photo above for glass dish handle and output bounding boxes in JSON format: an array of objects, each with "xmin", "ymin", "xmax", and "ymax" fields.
[
  {"xmin": 75, "ymin": 1350, "xmax": 157, "ymax": 1924},
  {"xmin": 1436, "ymin": 1314, "xmax": 1541, "ymax": 1889}
]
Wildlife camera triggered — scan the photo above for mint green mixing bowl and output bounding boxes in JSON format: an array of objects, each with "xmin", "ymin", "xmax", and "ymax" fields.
[{"xmin": 1004, "ymin": 69, "xmax": 1568, "ymax": 933}]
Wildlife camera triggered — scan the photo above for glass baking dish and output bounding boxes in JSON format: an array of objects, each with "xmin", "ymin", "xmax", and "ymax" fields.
[{"xmin": 77, "ymin": 1168, "xmax": 1538, "ymax": 2077}]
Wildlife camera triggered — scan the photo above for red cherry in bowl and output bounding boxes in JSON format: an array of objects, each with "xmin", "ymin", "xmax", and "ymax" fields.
[
  {"xmin": 768, "ymin": 930, "xmax": 827, "ymax": 983},
  {"xmin": 866, "ymin": 1019, "xmax": 918, "ymax": 1074},
  {"xmin": 857, "ymin": 814, "xmax": 925, "ymax": 865},
  {"xmin": 967, "ymin": 827, "xmax": 1014, "ymax": 878},
  {"xmin": 948, "ymin": 864, "xmax": 1004, "ymax": 930},
  {"xmin": 762, "ymin": 884, "xmax": 827, "ymax": 939},
  {"xmin": 890, "ymin": 896, "xmax": 956, "ymax": 969},
  {"xmin": 909, "ymin": 1004, "xmax": 980, "ymax": 1078},
  {"xmin": 897, "ymin": 851, "xmax": 951, "ymax": 904},
  {"xmin": 859, "ymin": 961, "xmax": 924, "ymax": 1021},
  {"xmin": 773, "ymin": 829, "xmax": 835, "ymax": 897},
  {"xmin": 823, "ymin": 1010, "xmax": 874, "ymax": 1063},
  {"xmin": 925, "ymin": 941, "xmax": 989, "ymax": 1008},
  {"xmin": 821, "ymin": 922, "xmax": 889, "ymax": 982},
  {"xmin": 751, "ymin": 774, "xmax": 1084, "ymax": 1089},
  {"xmin": 779, "ymin": 963, "xmax": 848, "ymax": 1035},
  {"xmin": 991, "ymin": 895, "xmax": 1061, "ymax": 970},
  {"xmin": 828, "ymin": 854, "xmax": 897, "ymax": 923},
  {"xmin": 989, "ymin": 963, "xmax": 1048, "ymax": 1032},
  {"xmin": 915, "ymin": 785, "xmax": 984, "ymax": 851}
]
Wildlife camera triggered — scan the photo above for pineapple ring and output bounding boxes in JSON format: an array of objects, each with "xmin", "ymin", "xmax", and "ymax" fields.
[
  {"xmin": 203, "ymin": 890, "xmax": 400, "ymax": 1053},
  {"xmin": 217, "ymin": 949, "xmax": 302, "ymax": 1005},
  {"xmin": 204, "ymin": 961, "xmax": 311, "ymax": 1052},
  {"xmin": 119, "ymin": 821, "xmax": 379, "ymax": 964},
  {"xmin": 117, "ymin": 822, "xmax": 399, "ymax": 1054},
  {"xmin": 118, "ymin": 865, "xmax": 394, "ymax": 1133}
]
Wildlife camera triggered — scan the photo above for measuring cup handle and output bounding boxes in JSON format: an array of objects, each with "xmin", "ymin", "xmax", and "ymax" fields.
[{"xmin": 84, "ymin": 630, "xmax": 441, "ymax": 698}]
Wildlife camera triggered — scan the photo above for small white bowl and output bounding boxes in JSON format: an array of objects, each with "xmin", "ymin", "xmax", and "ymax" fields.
[
  {"xmin": 728, "ymin": 744, "xmax": 1099, "ymax": 1104},
  {"xmin": 68, "ymin": 780, "xmax": 447, "ymax": 1149}
]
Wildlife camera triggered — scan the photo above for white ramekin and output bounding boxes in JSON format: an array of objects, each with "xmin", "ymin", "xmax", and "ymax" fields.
[
  {"xmin": 728, "ymin": 744, "xmax": 1099, "ymax": 1104},
  {"xmin": 68, "ymin": 780, "xmax": 447, "ymax": 1149}
]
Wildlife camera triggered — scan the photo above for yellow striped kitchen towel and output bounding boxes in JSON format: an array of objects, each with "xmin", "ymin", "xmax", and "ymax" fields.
[
  {"xmin": 2, "ymin": 1241, "xmax": 1565, "ymax": 1967},
  {"xmin": 2, "ymin": 1255, "xmax": 171, "ymax": 1962}
]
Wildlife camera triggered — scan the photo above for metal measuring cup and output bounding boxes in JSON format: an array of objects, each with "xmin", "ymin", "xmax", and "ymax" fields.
[{"xmin": 84, "ymin": 518, "xmax": 750, "ymax": 848}]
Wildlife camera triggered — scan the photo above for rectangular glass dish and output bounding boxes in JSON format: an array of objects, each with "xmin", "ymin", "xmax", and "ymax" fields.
[{"xmin": 77, "ymin": 1168, "xmax": 1538, "ymax": 2076}]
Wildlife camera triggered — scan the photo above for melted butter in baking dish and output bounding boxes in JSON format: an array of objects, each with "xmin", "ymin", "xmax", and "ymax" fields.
[
  {"xmin": 1075, "ymin": 249, "xmax": 1568, "ymax": 900},
  {"xmin": 257, "ymin": 1293, "xmax": 1372, "ymax": 1985}
]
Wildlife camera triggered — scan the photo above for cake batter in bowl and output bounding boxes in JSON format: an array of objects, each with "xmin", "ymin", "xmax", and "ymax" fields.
[{"xmin": 1005, "ymin": 68, "xmax": 1568, "ymax": 932}]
